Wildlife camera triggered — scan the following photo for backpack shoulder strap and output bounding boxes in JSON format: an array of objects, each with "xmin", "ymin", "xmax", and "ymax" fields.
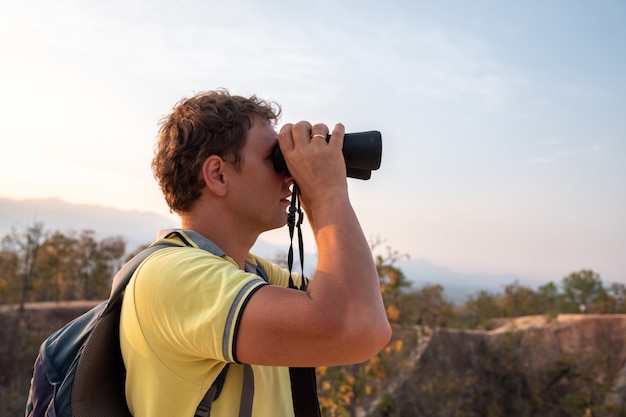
[{"xmin": 107, "ymin": 243, "xmax": 176, "ymax": 311}]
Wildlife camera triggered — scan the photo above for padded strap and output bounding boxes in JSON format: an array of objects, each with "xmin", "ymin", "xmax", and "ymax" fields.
[
  {"xmin": 239, "ymin": 364, "xmax": 255, "ymax": 417},
  {"xmin": 195, "ymin": 363, "xmax": 254, "ymax": 417},
  {"xmin": 107, "ymin": 244, "xmax": 174, "ymax": 311},
  {"xmin": 194, "ymin": 364, "xmax": 230, "ymax": 417}
]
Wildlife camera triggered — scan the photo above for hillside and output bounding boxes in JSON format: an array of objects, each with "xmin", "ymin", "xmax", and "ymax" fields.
[{"xmin": 363, "ymin": 315, "xmax": 626, "ymax": 416}]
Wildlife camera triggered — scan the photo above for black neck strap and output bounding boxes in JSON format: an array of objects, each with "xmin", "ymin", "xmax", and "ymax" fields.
[{"xmin": 287, "ymin": 183, "xmax": 307, "ymax": 290}]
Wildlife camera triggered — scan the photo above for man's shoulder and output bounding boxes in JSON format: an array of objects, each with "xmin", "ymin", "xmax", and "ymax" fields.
[{"xmin": 154, "ymin": 229, "xmax": 226, "ymax": 255}]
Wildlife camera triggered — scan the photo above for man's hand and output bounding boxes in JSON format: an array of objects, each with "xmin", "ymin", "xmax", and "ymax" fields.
[{"xmin": 278, "ymin": 122, "xmax": 347, "ymax": 212}]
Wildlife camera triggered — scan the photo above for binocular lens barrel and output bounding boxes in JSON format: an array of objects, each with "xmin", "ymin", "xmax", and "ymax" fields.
[{"xmin": 272, "ymin": 130, "xmax": 382, "ymax": 180}]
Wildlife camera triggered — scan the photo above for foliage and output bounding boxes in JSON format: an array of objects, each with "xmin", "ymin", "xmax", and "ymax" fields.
[
  {"xmin": 458, "ymin": 270, "xmax": 626, "ymax": 329},
  {"xmin": 561, "ymin": 269, "xmax": 607, "ymax": 313},
  {"xmin": 464, "ymin": 290, "xmax": 504, "ymax": 328},
  {"xmin": 0, "ymin": 224, "xmax": 127, "ymax": 305},
  {"xmin": 397, "ymin": 284, "xmax": 455, "ymax": 327}
]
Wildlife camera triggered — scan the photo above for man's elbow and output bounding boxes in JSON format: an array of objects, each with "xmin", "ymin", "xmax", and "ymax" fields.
[
  {"xmin": 370, "ymin": 320, "xmax": 393, "ymax": 356},
  {"xmin": 350, "ymin": 319, "xmax": 393, "ymax": 364}
]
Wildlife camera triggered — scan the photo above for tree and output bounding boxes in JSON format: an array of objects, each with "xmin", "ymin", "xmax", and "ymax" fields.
[
  {"xmin": 0, "ymin": 235, "xmax": 20, "ymax": 304},
  {"xmin": 399, "ymin": 284, "xmax": 455, "ymax": 327},
  {"xmin": 0, "ymin": 225, "xmax": 128, "ymax": 303},
  {"xmin": 372, "ymin": 240, "xmax": 411, "ymax": 323},
  {"xmin": 72, "ymin": 231, "xmax": 126, "ymax": 300},
  {"xmin": 607, "ymin": 283, "xmax": 626, "ymax": 313},
  {"xmin": 35, "ymin": 230, "xmax": 77, "ymax": 301},
  {"xmin": 500, "ymin": 280, "xmax": 544, "ymax": 317},
  {"xmin": 561, "ymin": 270, "xmax": 605, "ymax": 313},
  {"xmin": 464, "ymin": 290, "xmax": 503, "ymax": 328},
  {"xmin": 537, "ymin": 281, "xmax": 561, "ymax": 316},
  {"xmin": 1, "ymin": 223, "xmax": 48, "ymax": 310}
]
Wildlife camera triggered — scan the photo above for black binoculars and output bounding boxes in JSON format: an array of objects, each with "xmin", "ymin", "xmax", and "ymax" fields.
[{"xmin": 272, "ymin": 130, "xmax": 382, "ymax": 180}]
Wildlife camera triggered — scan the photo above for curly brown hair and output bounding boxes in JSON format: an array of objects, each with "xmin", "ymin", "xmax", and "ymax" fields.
[{"xmin": 152, "ymin": 89, "xmax": 281, "ymax": 213}]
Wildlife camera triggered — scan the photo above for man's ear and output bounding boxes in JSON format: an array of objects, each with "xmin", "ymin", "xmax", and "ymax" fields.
[{"xmin": 202, "ymin": 155, "xmax": 228, "ymax": 196}]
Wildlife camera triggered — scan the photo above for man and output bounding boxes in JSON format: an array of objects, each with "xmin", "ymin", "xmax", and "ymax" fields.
[{"xmin": 120, "ymin": 90, "xmax": 391, "ymax": 416}]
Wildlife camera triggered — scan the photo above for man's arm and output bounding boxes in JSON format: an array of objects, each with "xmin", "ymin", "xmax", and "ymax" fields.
[{"xmin": 236, "ymin": 121, "xmax": 391, "ymax": 367}]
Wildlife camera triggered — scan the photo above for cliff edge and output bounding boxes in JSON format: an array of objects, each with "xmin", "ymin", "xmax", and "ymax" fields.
[{"xmin": 369, "ymin": 314, "xmax": 626, "ymax": 416}]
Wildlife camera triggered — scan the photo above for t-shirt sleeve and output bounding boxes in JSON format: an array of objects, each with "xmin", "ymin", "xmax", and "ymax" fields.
[
  {"xmin": 132, "ymin": 247, "xmax": 268, "ymax": 365},
  {"xmin": 252, "ymin": 255, "xmax": 308, "ymax": 288}
]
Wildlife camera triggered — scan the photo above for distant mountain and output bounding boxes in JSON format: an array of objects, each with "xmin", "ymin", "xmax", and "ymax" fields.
[
  {"xmin": 397, "ymin": 258, "xmax": 524, "ymax": 303},
  {"xmin": 0, "ymin": 197, "xmax": 178, "ymax": 252},
  {"xmin": 0, "ymin": 197, "xmax": 521, "ymax": 303}
]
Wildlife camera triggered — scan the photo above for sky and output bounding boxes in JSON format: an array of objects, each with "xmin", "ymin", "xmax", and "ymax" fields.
[{"xmin": 1, "ymin": 0, "xmax": 625, "ymax": 286}]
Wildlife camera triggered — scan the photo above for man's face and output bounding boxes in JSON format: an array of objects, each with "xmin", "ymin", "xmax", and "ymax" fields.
[{"xmin": 225, "ymin": 117, "xmax": 293, "ymax": 233}]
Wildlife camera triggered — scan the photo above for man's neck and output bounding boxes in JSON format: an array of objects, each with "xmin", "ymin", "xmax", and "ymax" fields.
[{"xmin": 180, "ymin": 213, "xmax": 257, "ymax": 270}]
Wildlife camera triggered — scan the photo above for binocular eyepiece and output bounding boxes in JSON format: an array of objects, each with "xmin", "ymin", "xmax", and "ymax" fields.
[{"xmin": 272, "ymin": 130, "xmax": 383, "ymax": 180}]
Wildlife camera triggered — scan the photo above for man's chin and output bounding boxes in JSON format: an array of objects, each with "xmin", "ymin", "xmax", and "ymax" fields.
[{"xmin": 263, "ymin": 218, "xmax": 289, "ymax": 233}]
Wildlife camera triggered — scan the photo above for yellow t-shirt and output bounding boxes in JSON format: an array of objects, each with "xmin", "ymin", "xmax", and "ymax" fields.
[{"xmin": 120, "ymin": 230, "xmax": 305, "ymax": 416}]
